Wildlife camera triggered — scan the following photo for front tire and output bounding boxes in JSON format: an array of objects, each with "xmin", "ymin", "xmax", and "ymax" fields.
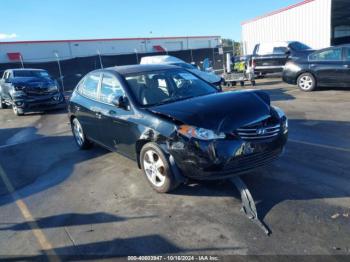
[
  {"xmin": 71, "ymin": 118, "xmax": 92, "ymax": 150},
  {"xmin": 0, "ymin": 96, "xmax": 7, "ymax": 109},
  {"xmin": 297, "ymin": 73, "xmax": 316, "ymax": 92},
  {"xmin": 140, "ymin": 142, "xmax": 179, "ymax": 193},
  {"xmin": 13, "ymin": 105, "xmax": 24, "ymax": 116}
]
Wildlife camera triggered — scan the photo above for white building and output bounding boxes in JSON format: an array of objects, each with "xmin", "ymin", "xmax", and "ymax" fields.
[
  {"xmin": 0, "ymin": 36, "xmax": 221, "ymax": 63},
  {"xmin": 241, "ymin": 0, "xmax": 350, "ymax": 54}
]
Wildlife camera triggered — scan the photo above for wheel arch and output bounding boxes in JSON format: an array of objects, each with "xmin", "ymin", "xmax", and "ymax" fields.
[{"xmin": 136, "ymin": 139, "xmax": 151, "ymax": 168}]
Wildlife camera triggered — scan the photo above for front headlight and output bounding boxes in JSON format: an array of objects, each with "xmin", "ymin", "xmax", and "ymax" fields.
[
  {"xmin": 272, "ymin": 106, "xmax": 288, "ymax": 134},
  {"xmin": 48, "ymin": 85, "xmax": 58, "ymax": 92},
  {"xmin": 10, "ymin": 89, "xmax": 26, "ymax": 97},
  {"xmin": 177, "ymin": 125, "xmax": 226, "ymax": 140},
  {"xmin": 14, "ymin": 86, "xmax": 25, "ymax": 91}
]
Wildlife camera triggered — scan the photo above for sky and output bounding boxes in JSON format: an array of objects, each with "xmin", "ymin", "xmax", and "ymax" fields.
[{"xmin": 1, "ymin": 0, "xmax": 301, "ymax": 42}]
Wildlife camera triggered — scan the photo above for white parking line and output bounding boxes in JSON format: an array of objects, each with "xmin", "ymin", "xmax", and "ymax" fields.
[
  {"xmin": 289, "ymin": 139, "xmax": 350, "ymax": 153},
  {"xmin": 0, "ymin": 165, "xmax": 60, "ymax": 261}
]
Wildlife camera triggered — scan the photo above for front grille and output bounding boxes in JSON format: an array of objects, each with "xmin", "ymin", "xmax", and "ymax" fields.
[
  {"xmin": 225, "ymin": 149, "xmax": 282, "ymax": 171},
  {"xmin": 236, "ymin": 124, "xmax": 280, "ymax": 140},
  {"xmin": 26, "ymin": 90, "xmax": 52, "ymax": 96},
  {"xmin": 235, "ymin": 117, "xmax": 281, "ymax": 140}
]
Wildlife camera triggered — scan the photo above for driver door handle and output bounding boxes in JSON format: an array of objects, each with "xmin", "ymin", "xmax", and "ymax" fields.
[
  {"xmin": 109, "ymin": 110, "xmax": 116, "ymax": 115},
  {"xmin": 343, "ymin": 64, "xmax": 349, "ymax": 68}
]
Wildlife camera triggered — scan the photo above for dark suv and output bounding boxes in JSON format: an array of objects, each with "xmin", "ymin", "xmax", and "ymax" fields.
[
  {"xmin": 0, "ymin": 68, "xmax": 65, "ymax": 115},
  {"xmin": 68, "ymin": 64, "xmax": 288, "ymax": 193}
]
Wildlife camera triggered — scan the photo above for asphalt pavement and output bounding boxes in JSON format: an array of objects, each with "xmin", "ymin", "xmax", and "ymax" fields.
[{"xmin": 0, "ymin": 78, "xmax": 349, "ymax": 259}]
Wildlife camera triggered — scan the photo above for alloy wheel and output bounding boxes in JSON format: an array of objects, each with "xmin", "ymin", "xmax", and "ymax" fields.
[
  {"xmin": 143, "ymin": 149, "xmax": 166, "ymax": 187},
  {"xmin": 299, "ymin": 75, "xmax": 314, "ymax": 91},
  {"xmin": 73, "ymin": 119, "xmax": 84, "ymax": 146}
]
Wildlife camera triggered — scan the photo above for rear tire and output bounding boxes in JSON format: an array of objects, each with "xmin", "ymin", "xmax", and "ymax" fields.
[
  {"xmin": 297, "ymin": 73, "xmax": 316, "ymax": 92},
  {"xmin": 71, "ymin": 117, "xmax": 92, "ymax": 150},
  {"xmin": 140, "ymin": 142, "xmax": 179, "ymax": 193}
]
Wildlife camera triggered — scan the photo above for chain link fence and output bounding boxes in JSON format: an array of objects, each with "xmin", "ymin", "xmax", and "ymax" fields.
[{"xmin": 0, "ymin": 48, "xmax": 224, "ymax": 91}]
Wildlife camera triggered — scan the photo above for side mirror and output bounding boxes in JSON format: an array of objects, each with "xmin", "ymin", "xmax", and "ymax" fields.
[
  {"xmin": 285, "ymin": 49, "xmax": 291, "ymax": 56},
  {"xmin": 112, "ymin": 95, "xmax": 128, "ymax": 109}
]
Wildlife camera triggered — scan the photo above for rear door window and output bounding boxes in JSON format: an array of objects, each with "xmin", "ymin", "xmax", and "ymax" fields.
[
  {"xmin": 309, "ymin": 48, "xmax": 342, "ymax": 61},
  {"xmin": 100, "ymin": 74, "xmax": 125, "ymax": 104},
  {"xmin": 80, "ymin": 73, "xmax": 100, "ymax": 99}
]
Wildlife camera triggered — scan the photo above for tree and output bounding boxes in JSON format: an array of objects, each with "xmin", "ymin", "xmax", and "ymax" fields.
[{"xmin": 222, "ymin": 39, "xmax": 242, "ymax": 56}]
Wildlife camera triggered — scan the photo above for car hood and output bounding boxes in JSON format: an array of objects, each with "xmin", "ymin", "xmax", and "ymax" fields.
[
  {"xmin": 10, "ymin": 77, "xmax": 55, "ymax": 87},
  {"xmin": 149, "ymin": 91, "xmax": 271, "ymax": 133},
  {"xmin": 188, "ymin": 69, "xmax": 222, "ymax": 84}
]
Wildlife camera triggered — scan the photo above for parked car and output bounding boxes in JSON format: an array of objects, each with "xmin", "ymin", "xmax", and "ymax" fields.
[
  {"xmin": 251, "ymin": 41, "xmax": 314, "ymax": 76},
  {"xmin": 283, "ymin": 45, "xmax": 350, "ymax": 91},
  {"xmin": 140, "ymin": 55, "xmax": 223, "ymax": 86},
  {"xmin": 68, "ymin": 64, "xmax": 288, "ymax": 193},
  {"xmin": 0, "ymin": 68, "xmax": 65, "ymax": 115}
]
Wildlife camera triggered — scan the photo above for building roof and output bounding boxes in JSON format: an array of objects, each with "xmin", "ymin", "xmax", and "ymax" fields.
[
  {"xmin": 241, "ymin": 0, "xmax": 316, "ymax": 25},
  {"xmin": 0, "ymin": 35, "xmax": 220, "ymax": 45}
]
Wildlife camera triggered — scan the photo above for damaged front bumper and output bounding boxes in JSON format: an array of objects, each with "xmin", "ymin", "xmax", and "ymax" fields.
[
  {"xmin": 13, "ymin": 93, "xmax": 66, "ymax": 112},
  {"xmin": 167, "ymin": 133, "xmax": 288, "ymax": 180}
]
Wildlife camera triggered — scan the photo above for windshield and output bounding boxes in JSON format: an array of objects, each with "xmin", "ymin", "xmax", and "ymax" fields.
[
  {"xmin": 289, "ymin": 42, "xmax": 312, "ymax": 51},
  {"xmin": 13, "ymin": 70, "xmax": 51, "ymax": 78},
  {"xmin": 124, "ymin": 69, "xmax": 217, "ymax": 106}
]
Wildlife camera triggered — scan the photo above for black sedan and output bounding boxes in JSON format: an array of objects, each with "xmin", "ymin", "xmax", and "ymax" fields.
[
  {"xmin": 68, "ymin": 65, "xmax": 288, "ymax": 193},
  {"xmin": 283, "ymin": 45, "xmax": 350, "ymax": 91}
]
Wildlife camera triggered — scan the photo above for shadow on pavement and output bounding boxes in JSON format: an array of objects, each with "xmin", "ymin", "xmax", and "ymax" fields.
[
  {"xmin": 0, "ymin": 129, "xmax": 108, "ymax": 205},
  {"xmin": 3, "ymin": 235, "xmax": 241, "ymax": 260},
  {"xmin": 0, "ymin": 212, "xmax": 155, "ymax": 231}
]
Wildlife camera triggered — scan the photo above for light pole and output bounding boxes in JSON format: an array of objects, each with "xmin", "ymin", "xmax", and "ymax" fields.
[
  {"xmin": 212, "ymin": 47, "xmax": 216, "ymax": 68},
  {"xmin": 54, "ymin": 52, "xmax": 64, "ymax": 92},
  {"xmin": 19, "ymin": 54, "xmax": 24, "ymax": 69},
  {"xmin": 97, "ymin": 49, "xmax": 104, "ymax": 69},
  {"xmin": 134, "ymin": 49, "xmax": 139, "ymax": 64}
]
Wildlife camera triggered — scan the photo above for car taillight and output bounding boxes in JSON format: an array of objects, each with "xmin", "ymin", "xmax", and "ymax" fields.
[{"xmin": 251, "ymin": 59, "xmax": 256, "ymax": 68}]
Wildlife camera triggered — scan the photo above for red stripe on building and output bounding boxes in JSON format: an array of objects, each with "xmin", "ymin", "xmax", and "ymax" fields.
[
  {"xmin": 241, "ymin": 0, "xmax": 316, "ymax": 25},
  {"xmin": 7, "ymin": 52, "xmax": 22, "ymax": 61},
  {"xmin": 153, "ymin": 45, "xmax": 166, "ymax": 52}
]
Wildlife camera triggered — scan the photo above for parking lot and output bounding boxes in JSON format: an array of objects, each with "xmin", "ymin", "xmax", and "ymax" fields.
[{"xmin": 0, "ymin": 77, "xmax": 349, "ymax": 259}]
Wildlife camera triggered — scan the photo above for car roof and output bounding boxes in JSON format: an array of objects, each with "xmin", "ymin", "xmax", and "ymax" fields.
[{"xmin": 106, "ymin": 64, "xmax": 180, "ymax": 75}]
